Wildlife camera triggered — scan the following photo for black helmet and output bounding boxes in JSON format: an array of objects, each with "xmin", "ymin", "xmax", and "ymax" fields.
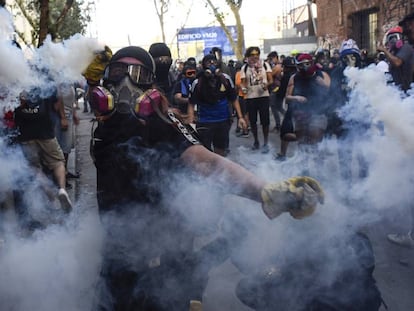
[{"xmin": 105, "ymin": 46, "xmax": 155, "ymax": 86}]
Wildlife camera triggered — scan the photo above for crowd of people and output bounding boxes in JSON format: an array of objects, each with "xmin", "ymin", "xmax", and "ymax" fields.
[{"xmin": 2, "ymin": 4, "xmax": 414, "ymax": 310}]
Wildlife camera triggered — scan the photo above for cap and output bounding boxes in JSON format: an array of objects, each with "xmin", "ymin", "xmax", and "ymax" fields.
[{"xmin": 339, "ymin": 39, "xmax": 360, "ymax": 58}]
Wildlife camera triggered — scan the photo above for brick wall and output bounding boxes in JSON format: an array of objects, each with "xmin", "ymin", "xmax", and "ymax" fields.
[{"xmin": 316, "ymin": 0, "xmax": 414, "ymax": 50}]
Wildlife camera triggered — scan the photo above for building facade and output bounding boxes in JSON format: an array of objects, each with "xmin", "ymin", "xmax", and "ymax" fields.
[{"xmin": 315, "ymin": 0, "xmax": 414, "ymax": 54}]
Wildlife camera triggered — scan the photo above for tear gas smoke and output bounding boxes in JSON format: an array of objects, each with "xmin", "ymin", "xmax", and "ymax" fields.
[
  {"xmin": 0, "ymin": 13, "xmax": 105, "ymax": 311},
  {"xmin": 1, "ymin": 8, "xmax": 412, "ymax": 307}
]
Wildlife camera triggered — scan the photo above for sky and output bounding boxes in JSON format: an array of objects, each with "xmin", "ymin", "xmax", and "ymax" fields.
[{"xmin": 91, "ymin": 0, "xmax": 308, "ymax": 52}]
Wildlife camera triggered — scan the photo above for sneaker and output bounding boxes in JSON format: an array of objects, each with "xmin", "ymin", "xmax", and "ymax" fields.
[
  {"xmin": 261, "ymin": 144, "xmax": 270, "ymax": 154},
  {"xmin": 251, "ymin": 142, "xmax": 260, "ymax": 150},
  {"xmin": 66, "ymin": 171, "xmax": 80, "ymax": 179},
  {"xmin": 387, "ymin": 231, "xmax": 414, "ymax": 248},
  {"xmin": 242, "ymin": 131, "xmax": 250, "ymax": 138},
  {"xmin": 235, "ymin": 127, "xmax": 241, "ymax": 134},
  {"xmin": 274, "ymin": 153, "xmax": 287, "ymax": 161},
  {"xmin": 58, "ymin": 188, "xmax": 73, "ymax": 213},
  {"xmin": 189, "ymin": 300, "xmax": 202, "ymax": 311}
]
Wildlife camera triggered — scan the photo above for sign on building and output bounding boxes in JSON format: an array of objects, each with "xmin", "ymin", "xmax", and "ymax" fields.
[{"xmin": 177, "ymin": 26, "xmax": 238, "ymax": 56}]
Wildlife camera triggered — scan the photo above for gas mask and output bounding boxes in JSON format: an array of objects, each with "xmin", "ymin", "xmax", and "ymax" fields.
[
  {"xmin": 91, "ymin": 81, "xmax": 163, "ymax": 119},
  {"xmin": 342, "ymin": 54, "xmax": 358, "ymax": 68},
  {"xmin": 90, "ymin": 60, "xmax": 159, "ymax": 117}
]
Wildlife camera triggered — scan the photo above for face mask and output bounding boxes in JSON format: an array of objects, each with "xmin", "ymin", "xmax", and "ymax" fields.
[
  {"xmin": 91, "ymin": 77, "xmax": 144, "ymax": 115},
  {"xmin": 297, "ymin": 61, "xmax": 316, "ymax": 77},
  {"xmin": 110, "ymin": 76, "xmax": 144, "ymax": 114},
  {"xmin": 343, "ymin": 54, "xmax": 357, "ymax": 68}
]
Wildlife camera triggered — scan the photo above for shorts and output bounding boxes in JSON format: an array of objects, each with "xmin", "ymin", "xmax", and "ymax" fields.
[
  {"xmin": 20, "ymin": 138, "xmax": 65, "ymax": 171},
  {"xmin": 196, "ymin": 120, "xmax": 230, "ymax": 151},
  {"xmin": 246, "ymin": 97, "xmax": 270, "ymax": 126}
]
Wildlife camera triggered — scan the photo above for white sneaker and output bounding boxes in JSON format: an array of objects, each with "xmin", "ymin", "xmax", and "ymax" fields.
[
  {"xmin": 189, "ymin": 300, "xmax": 202, "ymax": 311},
  {"xmin": 387, "ymin": 231, "xmax": 414, "ymax": 248},
  {"xmin": 58, "ymin": 188, "xmax": 73, "ymax": 213}
]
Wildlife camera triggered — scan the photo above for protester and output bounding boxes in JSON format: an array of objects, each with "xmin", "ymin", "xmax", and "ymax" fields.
[
  {"xmin": 149, "ymin": 42, "xmax": 176, "ymax": 103},
  {"xmin": 187, "ymin": 53, "xmax": 246, "ymax": 156},
  {"xmin": 377, "ymin": 25, "xmax": 414, "ymax": 92},
  {"xmin": 285, "ymin": 53, "xmax": 331, "ymax": 146},
  {"xmin": 267, "ymin": 51, "xmax": 284, "ymax": 132},
  {"xmin": 387, "ymin": 13, "xmax": 414, "ymax": 247},
  {"xmin": 327, "ymin": 39, "xmax": 370, "ymax": 184},
  {"xmin": 55, "ymin": 83, "xmax": 80, "ymax": 184},
  {"xmin": 274, "ymin": 56, "xmax": 299, "ymax": 160},
  {"xmin": 84, "ymin": 45, "xmax": 324, "ymax": 311},
  {"xmin": 14, "ymin": 87, "xmax": 73, "ymax": 213},
  {"xmin": 234, "ymin": 61, "xmax": 250, "ymax": 137},
  {"xmin": 241, "ymin": 46, "xmax": 273, "ymax": 153},
  {"xmin": 173, "ymin": 61, "xmax": 196, "ymax": 114}
]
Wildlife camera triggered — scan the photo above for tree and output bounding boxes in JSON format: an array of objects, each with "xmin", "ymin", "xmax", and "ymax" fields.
[
  {"xmin": 152, "ymin": 0, "xmax": 193, "ymax": 46},
  {"xmin": 12, "ymin": 0, "xmax": 90, "ymax": 47},
  {"xmin": 204, "ymin": 0, "xmax": 245, "ymax": 60}
]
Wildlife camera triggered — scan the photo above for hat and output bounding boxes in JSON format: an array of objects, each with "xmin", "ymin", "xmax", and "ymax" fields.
[
  {"xmin": 296, "ymin": 53, "xmax": 313, "ymax": 63},
  {"xmin": 339, "ymin": 39, "xmax": 360, "ymax": 58},
  {"xmin": 148, "ymin": 42, "xmax": 171, "ymax": 58},
  {"xmin": 399, "ymin": 12, "xmax": 414, "ymax": 27}
]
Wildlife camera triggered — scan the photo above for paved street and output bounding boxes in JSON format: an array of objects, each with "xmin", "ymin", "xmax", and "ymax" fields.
[{"xmin": 71, "ymin": 109, "xmax": 414, "ymax": 311}]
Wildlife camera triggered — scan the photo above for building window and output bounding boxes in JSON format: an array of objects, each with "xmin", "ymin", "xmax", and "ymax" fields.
[{"xmin": 349, "ymin": 8, "xmax": 379, "ymax": 54}]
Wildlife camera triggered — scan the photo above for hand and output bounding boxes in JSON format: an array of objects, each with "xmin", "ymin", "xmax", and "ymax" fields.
[
  {"xmin": 261, "ymin": 176, "xmax": 324, "ymax": 219},
  {"xmin": 60, "ymin": 118, "xmax": 69, "ymax": 130},
  {"xmin": 295, "ymin": 96, "xmax": 307, "ymax": 104},
  {"xmin": 238, "ymin": 117, "xmax": 247, "ymax": 131}
]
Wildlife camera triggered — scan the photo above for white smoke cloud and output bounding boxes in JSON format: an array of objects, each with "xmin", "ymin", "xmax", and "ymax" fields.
[{"xmin": 0, "ymin": 13, "xmax": 106, "ymax": 309}]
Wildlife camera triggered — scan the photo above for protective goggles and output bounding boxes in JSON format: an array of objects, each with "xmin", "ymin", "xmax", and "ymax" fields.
[
  {"xmin": 296, "ymin": 60, "xmax": 312, "ymax": 69},
  {"xmin": 386, "ymin": 33, "xmax": 402, "ymax": 43},
  {"xmin": 104, "ymin": 62, "xmax": 155, "ymax": 86}
]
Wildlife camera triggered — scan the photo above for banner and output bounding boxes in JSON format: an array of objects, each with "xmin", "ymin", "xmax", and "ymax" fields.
[{"xmin": 177, "ymin": 26, "xmax": 238, "ymax": 56}]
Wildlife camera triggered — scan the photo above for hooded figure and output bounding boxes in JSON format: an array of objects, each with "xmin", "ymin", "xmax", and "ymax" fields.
[{"xmin": 149, "ymin": 42, "xmax": 175, "ymax": 101}]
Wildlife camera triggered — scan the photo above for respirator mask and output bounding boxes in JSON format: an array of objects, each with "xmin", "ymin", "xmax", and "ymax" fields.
[{"xmin": 91, "ymin": 61, "xmax": 161, "ymax": 118}]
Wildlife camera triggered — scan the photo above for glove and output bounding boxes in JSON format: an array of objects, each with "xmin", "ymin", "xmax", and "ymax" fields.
[
  {"xmin": 82, "ymin": 45, "xmax": 113, "ymax": 86},
  {"xmin": 261, "ymin": 176, "xmax": 324, "ymax": 219}
]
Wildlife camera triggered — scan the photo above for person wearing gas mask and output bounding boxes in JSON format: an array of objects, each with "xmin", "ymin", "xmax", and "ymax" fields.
[
  {"xmin": 326, "ymin": 39, "xmax": 369, "ymax": 186},
  {"xmin": 377, "ymin": 26, "xmax": 414, "ymax": 92},
  {"xmin": 83, "ymin": 46, "xmax": 324, "ymax": 311},
  {"xmin": 187, "ymin": 53, "xmax": 246, "ymax": 156},
  {"xmin": 285, "ymin": 53, "xmax": 330, "ymax": 148}
]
